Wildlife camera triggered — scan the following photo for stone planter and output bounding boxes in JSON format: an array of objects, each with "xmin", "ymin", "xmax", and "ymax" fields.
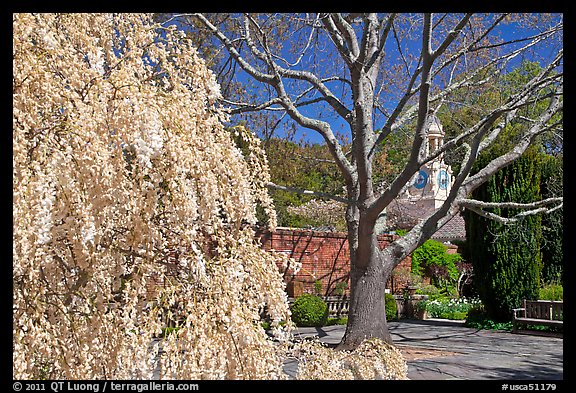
[
  {"xmin": 394, "ymin": 293, "xmax": 429, "ymax": 319},
  {"xmin": 406, "ymin": 286, "xmax": 418, "ymax": 297},
  {"xmin": 415, "ymin": 308, "xmax": 428, "ymax": 320}
]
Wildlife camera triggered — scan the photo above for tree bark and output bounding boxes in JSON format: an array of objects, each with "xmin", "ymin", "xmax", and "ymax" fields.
[{"xmin": 337, "ymin": 211, "xmax": 395, "ymax": 350}]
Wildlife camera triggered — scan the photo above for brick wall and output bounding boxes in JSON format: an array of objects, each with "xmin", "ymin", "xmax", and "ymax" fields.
[
  {"xmin": 145, "ymin": 227, "xmax": 416, "ymax": 301},
  {"xmin": 256, "ymin": 227, "xmax": 412, "ymax": 297}
]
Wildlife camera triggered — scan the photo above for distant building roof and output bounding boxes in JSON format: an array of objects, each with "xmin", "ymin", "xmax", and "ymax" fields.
[
  {"xmin": 383, "ymin": 198, "xmax": 467, "ymax": 242},
  {"xmin": 431, "ymin": 213, "xmax": 466, "ymax": 242}
]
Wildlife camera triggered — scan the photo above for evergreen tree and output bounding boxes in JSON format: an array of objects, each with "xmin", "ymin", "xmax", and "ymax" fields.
[
  {"xmin": 540, "ymin": 154, "xmax": 563, "ymax": 284},
  {"xmin": 464, "ymin": 149, "xmax": 543, "ymax": 321}
]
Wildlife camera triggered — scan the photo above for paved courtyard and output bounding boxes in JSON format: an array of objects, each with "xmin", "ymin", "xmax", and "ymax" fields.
[{"xmin": 286, "ymin": 319, "xmax": 563, "ymax": 380}]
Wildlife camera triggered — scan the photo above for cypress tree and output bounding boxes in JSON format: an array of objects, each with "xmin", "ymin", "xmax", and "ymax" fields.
[
  {"xmin": 464, "ymin": 149, "xmax": 543, "ymax": 321},
  {"xmin": 539, "ymin": 154, "xmax": 563, "ymax": 284}
]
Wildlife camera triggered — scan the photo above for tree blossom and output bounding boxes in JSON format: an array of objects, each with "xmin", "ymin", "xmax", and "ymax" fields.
[
  {"xmin": 13, "ymin": 13, "xmax": 407, "ymax": 380},
  {"xmin": 13, "ymin": 13, "xmax": 289, "ymax": 380}
]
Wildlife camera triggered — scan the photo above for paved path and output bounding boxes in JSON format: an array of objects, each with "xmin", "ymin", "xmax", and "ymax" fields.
[{"xmin": 286, "ymin": 319, "xmax": 563, "ymax": 380}]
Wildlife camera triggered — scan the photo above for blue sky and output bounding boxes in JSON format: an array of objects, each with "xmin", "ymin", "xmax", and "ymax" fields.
[{"xmin": 164, "ymin": 13, "xmax": 562, "ymax": 146}]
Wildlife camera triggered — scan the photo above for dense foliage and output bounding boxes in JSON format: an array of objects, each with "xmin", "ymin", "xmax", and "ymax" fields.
[
  {"xmin": 385, "ymin": 293, "xmax": 398, "ymax": 322},
  {"xmin": 539, "ymin": 283, "xmax": 563, "ymax": 301},
  {"xmin": 291, "ymin": 294, "xmax": 330, "ymax": 327},
  {"xmin": 411, "ymin": 239, "xmax": 462, "ymax": 293},
  {"xmin": 539, "ymin": 154, "xmax": 563, "ymax": 284},
  {"xmin": 464, "ymin": 149, "xmax": 544, "ymax": 321}
]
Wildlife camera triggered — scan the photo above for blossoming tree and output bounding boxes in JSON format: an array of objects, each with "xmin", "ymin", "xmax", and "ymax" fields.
[
  {"xmin": 13, "ymin": 13, "xmax": 295, "ymax": 379},
  {"xmin": 13, "ymin": 13, "xmax": 408, "ymax": 380}
]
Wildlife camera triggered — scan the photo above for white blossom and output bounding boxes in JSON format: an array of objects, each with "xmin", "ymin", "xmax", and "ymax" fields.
[
  {"xmin": 81, "ymin": 217, "xmax": 96, "ymax": 245},
  {"xmin": 87, "ymin": 47, "xmax": 105, "ymax": 75},
  {"xmin": 133, "ymin": 113, "xmax": 164, "ymax": 169},
  {"xmin": 39, "ymin": 28, "xmax": 58, "ymax": 50},
  {"xmin": 34, "ymin": 180, "xmax": 55, "ymax": 245},
  {"xmin": 205, "ymin": 77, "xmax": 221, "ymax": 103},
  {"xmin": 13, "ymin": 13, "xmax": 404, "ymax": 380}
]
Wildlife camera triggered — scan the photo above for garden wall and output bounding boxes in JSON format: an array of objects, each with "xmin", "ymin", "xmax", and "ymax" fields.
[
  {"xmin": 145, "ymin": 226, "xmax": 429, "ymax": 301},
  {"xmin": 255, "ymin": 227, "xmax": 412, "ymax": 297}
]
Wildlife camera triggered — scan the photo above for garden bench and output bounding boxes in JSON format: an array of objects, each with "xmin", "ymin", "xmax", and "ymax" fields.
[{"xmin": 512, "ymin": 299, "xmax": 563, "ymax": 333}]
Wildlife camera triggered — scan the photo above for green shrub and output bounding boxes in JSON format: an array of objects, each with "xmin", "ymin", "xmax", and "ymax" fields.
[
  {"xmin": 412, "ymin": 239, "xmax": 447, "ymax": 275},
  {"xmin": 539, "ymin": 154, "xmax": 563, "ymax": 284},
  {"xmin": 291, "ymin": 294, "xmax": 329, "ymax": 327},
  {"xmin": 416, "ymin": 284, "xmax": 444, "ymax": 300},
  {"xmin": 412, "ymin": 239, "xmax": 460, "ymax": 293},
  {"xmin": 465, "ymin": 309, "xmax": 513, "ymax": 331},
  {"xmin": 539, "ymin": 283, "xmax": 563, "ymax": 300},
  {"xmin": 385, "ymin": 293, "xmax": 398, "ymax": 321},
  {"xmin": 326, "ymin": 317, "xmax": 348, "ymax": 326}
]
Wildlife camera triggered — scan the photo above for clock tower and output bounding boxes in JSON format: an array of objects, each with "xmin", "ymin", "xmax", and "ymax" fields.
[
  {"xmin": 375, "ymin": 113, "xmax": 459, "ymax": 234},
  {"xmin": 377, "ymin": 113, "xmax": 465, "ymax": 238},
  {"xmin": 405, "ymin": 114, "xmax": 453, "ymax": 209}
]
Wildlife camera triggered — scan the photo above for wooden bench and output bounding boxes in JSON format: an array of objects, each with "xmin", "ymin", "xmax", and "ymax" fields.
[{"xmin": 512, "ymin": 299, "xmax": 563, "ymax": 333}]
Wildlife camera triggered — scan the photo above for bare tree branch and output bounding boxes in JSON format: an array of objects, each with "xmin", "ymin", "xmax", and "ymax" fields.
[
  {"xmin": 223, "ymin": 97, "xmax": 284, "ymax": 113},
  {"xmin": 191, "ymin": 13, "xmax": 275, "ymax": 84},
  {"xmin": 371, "ymin": 15, "xmax": 561, "ymax": 157},
  {"xmin": 271, "ymin": 14, "xmax": 320, "ymax": 68},
  {"xmin": 357, "ymin": 13, "xmax": 379, "ymax": 69},
  {"xmin": 190, "ymin": 13, "xmax": 356, "ymax": 185},
  {"xmin": 331, "ymin": 13, "xmax": 360, "ymax": 60},
  {"xmin": 366, "ymin": 14, "xmax": 435, "ymax": 220},
  {"xmin": 459, "ymin": 197, "xmax": 563, "ymax": 225},
  {"xmin": 320, "ymin": 13, "xmax": 355, "ymax": 66},
  {"xmin": 459, "ymin": 197, "xmax": 563, "ymax": 211},
  {"xmin": 243, "ymin": 15, "xmax": 353, "ymax": 123},
  {"xmin": 462, "ymin": 85, "xmax": 562, "ymax": 194},
  {"xmin": 431, "ymin": 13, "xmax": 473, "ymax": 61},
  {"xmin": 364, "ymin": 13, "xmax": 396, "ymax": 71}
]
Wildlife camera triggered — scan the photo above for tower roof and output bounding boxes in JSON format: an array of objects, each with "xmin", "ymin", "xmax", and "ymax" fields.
[{"xmin": 426, "ymin": 114, "xmax": 444, "ymax": 137}]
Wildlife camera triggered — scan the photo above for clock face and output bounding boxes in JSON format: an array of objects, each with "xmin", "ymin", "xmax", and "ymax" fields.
[
  {"xmin": 438, "ymin": 169, "xmax": 450, "ymax": 190},
  {"xmin": 413, "ymin": 170, "xmax": 428, "ymax": 189}
]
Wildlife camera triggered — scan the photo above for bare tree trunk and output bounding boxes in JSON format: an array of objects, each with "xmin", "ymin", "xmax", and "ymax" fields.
[{"xmin": 338, "ymin": 207, "xmax": 395, "ymax": 350}]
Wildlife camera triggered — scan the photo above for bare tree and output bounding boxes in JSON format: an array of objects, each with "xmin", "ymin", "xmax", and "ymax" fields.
[{"xmin": 168, "ymin": 13, "xmax": 563, "ymax": 349}]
